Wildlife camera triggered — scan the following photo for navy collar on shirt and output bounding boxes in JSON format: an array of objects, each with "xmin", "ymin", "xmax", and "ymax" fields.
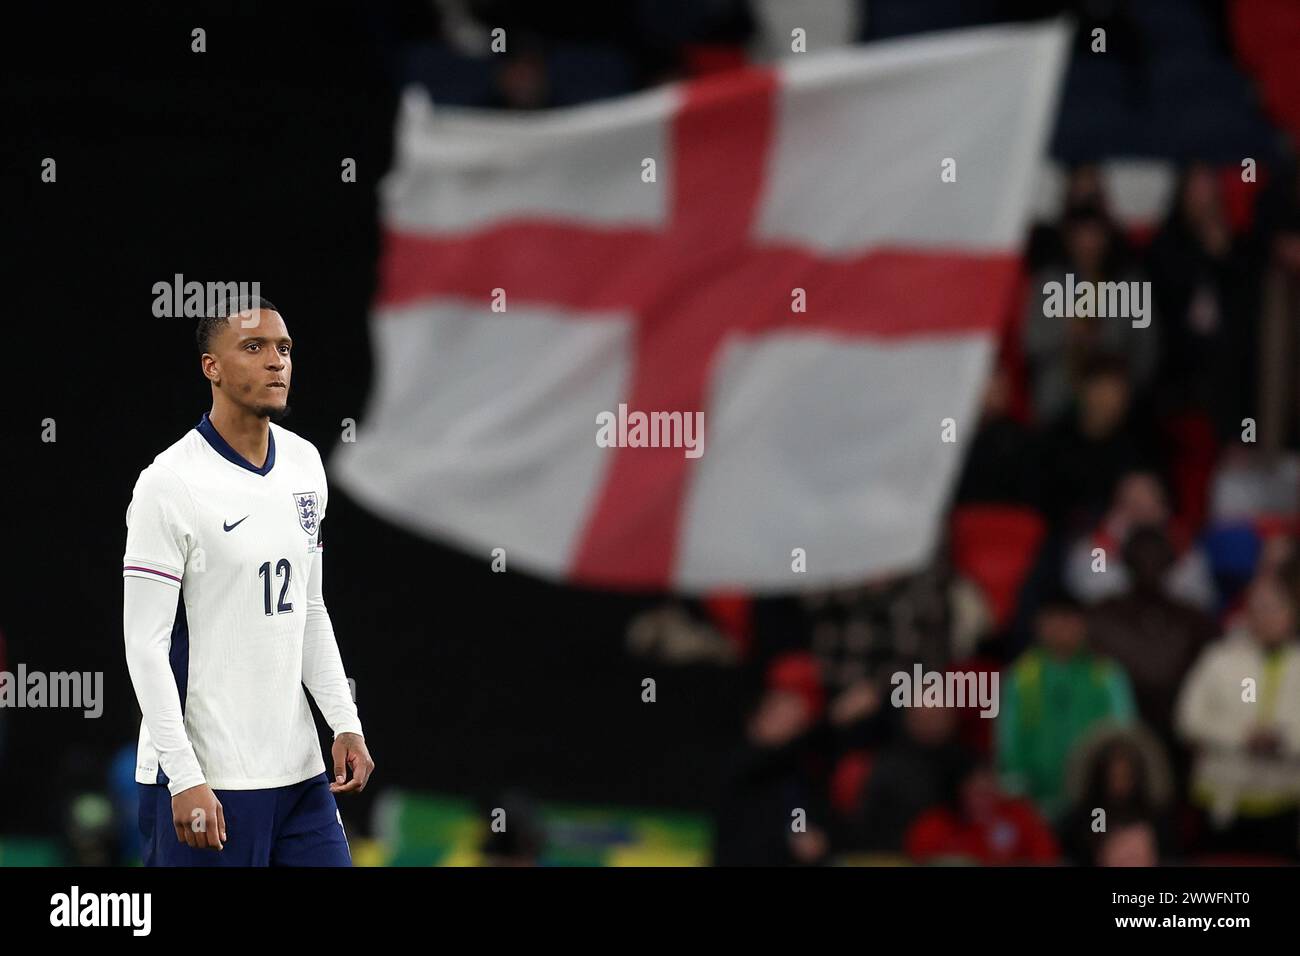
[{"xmin": 195, "ymin": 411, "xmax": 276, "ymax": 476}]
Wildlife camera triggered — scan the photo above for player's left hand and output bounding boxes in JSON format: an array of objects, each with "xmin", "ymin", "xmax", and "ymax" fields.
[{"xmin": 330, "ymin": 733, "xmax": 375, "ymax": 793}]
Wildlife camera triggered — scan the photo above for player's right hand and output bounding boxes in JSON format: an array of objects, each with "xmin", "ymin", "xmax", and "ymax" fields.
[{"xmin": 172, "ymin": 784, "xmax": 227, "ymax": 851}]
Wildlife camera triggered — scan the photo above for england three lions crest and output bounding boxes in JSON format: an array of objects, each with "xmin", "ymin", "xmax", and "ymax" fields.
[{"xmin": 293, "ymin": 491, "xmax": 320, "ymax": 535}]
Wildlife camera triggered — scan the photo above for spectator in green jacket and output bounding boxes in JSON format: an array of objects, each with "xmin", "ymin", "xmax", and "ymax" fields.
[{"xmin": 998, "ymin": 592, "xmax": 1136, "ymax": 819}]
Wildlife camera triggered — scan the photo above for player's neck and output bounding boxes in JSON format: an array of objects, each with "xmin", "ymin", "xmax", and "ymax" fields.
[{"xmin": 207, "ymin": 404, "xmax": 272, "ymax": 469}]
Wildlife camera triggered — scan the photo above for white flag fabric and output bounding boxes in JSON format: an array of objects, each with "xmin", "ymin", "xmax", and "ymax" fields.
[{"xmin": 331, "ymin": 21, "xmax": 1069, "ymax": 593}]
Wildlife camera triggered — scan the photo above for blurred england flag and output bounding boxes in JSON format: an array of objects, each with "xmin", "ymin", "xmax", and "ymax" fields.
[{"xmin": 331, "ymin": 21, "xmax": 1070, "ymax": 592}]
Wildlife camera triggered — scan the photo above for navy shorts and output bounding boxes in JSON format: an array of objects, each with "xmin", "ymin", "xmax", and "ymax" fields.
[{"xmin": 139, "ymin": 772, "xmax": 351, "ymax": 867}]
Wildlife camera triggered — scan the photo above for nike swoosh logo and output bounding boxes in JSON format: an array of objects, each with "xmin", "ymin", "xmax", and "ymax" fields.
[{"xmin": 223, "ymin": 516, "xmax": 250, "ymax": 532}]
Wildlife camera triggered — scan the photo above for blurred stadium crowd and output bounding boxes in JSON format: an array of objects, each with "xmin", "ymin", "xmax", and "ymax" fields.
[
  {"xmin": 370, "ymin": 0, "xmax": 1300, "ymax": 865},
  {"xmin": 682, "ymin": 1, "xmax": 1300, "ymax": 866},
  {"xmin": 385, "ymin": 0, "xmax": 1300, "ymax": 865},
  {"xmin": 707, "ymin": 185, "xmax": 1300, "ymax": 863}
]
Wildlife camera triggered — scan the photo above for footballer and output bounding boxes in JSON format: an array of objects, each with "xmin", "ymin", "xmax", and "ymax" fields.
[{"xmin": 122, "ymin": 296, "xmax": 374, "ymax": 866}]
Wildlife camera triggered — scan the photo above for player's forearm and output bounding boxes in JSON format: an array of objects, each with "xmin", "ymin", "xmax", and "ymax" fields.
[
  {"xmin": 123, "ymin": 574, "xmax": 206, "ymax": 794},
  {"xmin": 302, "ymin": 604, "xmax": 363, "ymax": 737},
  {"xmin": 302, "ymin": 547, "xmax": 363, "ymax": 737}
]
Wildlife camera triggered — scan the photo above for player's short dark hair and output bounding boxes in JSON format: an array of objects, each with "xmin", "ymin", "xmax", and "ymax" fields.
[{"xmin": 195, "ymin": 294, "xmax": 281, "ymax": 355}]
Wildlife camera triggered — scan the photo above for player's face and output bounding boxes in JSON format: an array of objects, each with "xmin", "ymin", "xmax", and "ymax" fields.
[{"xmin": 217, "ymin": 309, "xmax": 293, "ymax": 418}]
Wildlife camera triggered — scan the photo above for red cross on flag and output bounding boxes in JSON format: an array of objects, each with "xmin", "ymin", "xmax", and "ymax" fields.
[{"xmin": 332, "ymin": 21, "xmax": 1069, "ymax": 593}]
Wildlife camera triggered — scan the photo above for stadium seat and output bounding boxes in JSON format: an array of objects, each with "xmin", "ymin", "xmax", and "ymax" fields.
[
  {"xmin": 702, "ymin": 591, "xmax": 753, "ymax": 656},
  {"xmin": 1202, "ymin": 521, "xmax": 1262, "ymax": 600},
  {"xmin": 948, "ymin": 505, "xmax": 1047, "ymax": 631},
  {"xmin": 1254, "ymin": 513, "xmax": 1300, "ymax": 541},
  {"xmin": 1164, "ymin": 410, "xmax": 1219, "ymax": 535},
  {"xmin": 1231, "ymin": 0, "xmax": 1300, "ymax": 144},
  {"xmin": 831, "ymin": 750, "xmax": 874, "ymax": 818},
  {"xmin": 1219, "ymin": 163, "xmax": 1264, "ymax": 234}
]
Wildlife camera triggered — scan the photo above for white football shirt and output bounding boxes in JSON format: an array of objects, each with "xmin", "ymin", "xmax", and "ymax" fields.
[{"xmin": 123, "ymin": 411, "xmax": 363, "ymax": 793}]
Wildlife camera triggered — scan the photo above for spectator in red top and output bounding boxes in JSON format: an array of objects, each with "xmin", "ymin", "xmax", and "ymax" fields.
[{"xmin": 906, "ymin": 757, "xmax": 1060, "ymax": 865}]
